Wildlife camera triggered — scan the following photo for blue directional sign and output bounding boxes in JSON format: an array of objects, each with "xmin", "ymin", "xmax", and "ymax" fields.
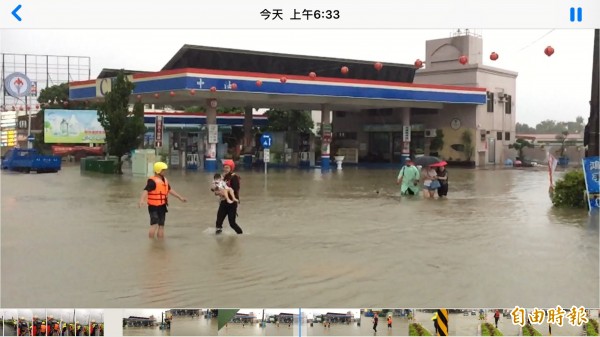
[
  {"xmin": 260, "ymin": 133, "xmax": 272, "ymax": 149},
  {"xmin": 27, "ymin": 134, "xmax": 35, "ymax": 142}
]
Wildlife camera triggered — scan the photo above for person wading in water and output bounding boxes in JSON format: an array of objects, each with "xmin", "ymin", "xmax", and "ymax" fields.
[
  {"xmin": 138, "ymin": 162, "xmax": 187, "ymax": 239},
  {"xmin": 212, "ymin": 159, "xmax": 243, "ymax": 235}
]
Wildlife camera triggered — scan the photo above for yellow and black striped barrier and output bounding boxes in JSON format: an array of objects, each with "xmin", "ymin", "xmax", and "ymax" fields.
[{"xmin": 437, "ymin": 309, "xmax": 448, "ymax": 336}]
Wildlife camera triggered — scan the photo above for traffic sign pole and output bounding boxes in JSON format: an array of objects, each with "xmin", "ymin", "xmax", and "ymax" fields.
[{"xmin": 260, "ymin": 133, "xmax": 272, "ymax": 176}]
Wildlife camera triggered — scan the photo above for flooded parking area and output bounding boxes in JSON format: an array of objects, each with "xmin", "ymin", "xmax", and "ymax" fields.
[{"xmin": 1, "ymin": 165, "xmax": 598, "ymax": 308}]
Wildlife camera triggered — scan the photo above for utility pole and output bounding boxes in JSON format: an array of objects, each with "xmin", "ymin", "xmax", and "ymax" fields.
[{"xmin": 585, "ymin": 29, "xmax": 599, "ymax": 157}]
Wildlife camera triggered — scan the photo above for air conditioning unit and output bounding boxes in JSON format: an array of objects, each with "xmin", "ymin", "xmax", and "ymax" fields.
[{"xmin": 425, "ymin": 129, "xmax": 437, "ymax": 137}]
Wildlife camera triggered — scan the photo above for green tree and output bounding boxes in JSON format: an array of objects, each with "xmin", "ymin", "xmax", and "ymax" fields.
[
  {"xmin": 516, "ymin": 122, "xmax": 536, "ymax": 133},
  {"xmin": 263, "ymin": 109, "xmax": 314, "ymax": 133},
  {"xmin": 96, "ymin": 71, "xmax": 145, "ymax": 174},
  {"xmin": 555, "ymin": 130, "xmax": 576, "ymax": 157},
  {"xmin": 509, "ymin": 138, "xmax": 534, "ymax": 160},
  {"xmin": 461, "ymin": 130, "xmax": 474, "ymax": 161}
]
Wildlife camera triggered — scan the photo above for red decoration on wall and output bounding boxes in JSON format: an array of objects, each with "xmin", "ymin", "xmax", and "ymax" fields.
[
  {"xmin": 459, "ymin": 55, "xmax": 468, "ymax": 65},
  {"xmin": 544, "ymin": 46, "xmax": 555, "ymax": 56},
  {"xmin": 309, "ymin": 72, "xmax": 317, "ymax": 79},
  {"xmin": 280, "ymin": 77, "xmax": 287, "ymax": 83},
  {"xmin": 490, "ymin": 52, "xmax": 499, "ymax": 61},
  {"xmin": 414, "ymin": 59, "xmax": 423, "ymax": 69},
  {"xmin": 231, "ymin": 83, "xmax": 238, "ymax": 90},
  {"xmin": 340, "ymin": 66, "xmax": 349, "ymax": 75},
  {"xmin": 210, "ymin": 86, "xmax": 217, "ymax": 92},
  {"xmin": 190, "ymin": 89, "xmax": 196, "ymax": 95},
  {"xmin": 256, "ymin": 80, "xmax": 263, "ymax": 87},
  {"xmin": 154, "ymin": 93, "xmax": 160, "ymax": 99},
  {"xmin": 374, "ymin": 62, "xmax": 383, "ymax": 71},
  {"xmin": 169, "ymin": 91, "xmax": 176, "ymax": 97}
]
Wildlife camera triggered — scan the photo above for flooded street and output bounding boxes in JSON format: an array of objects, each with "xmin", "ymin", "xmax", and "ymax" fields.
[
  {"xmin": 304, "ymin": 314, "xmax": 408, "ymax": 336},
  {"xmin": 1, "ymin": 165, "xmax": 598, "ymax": 308}
]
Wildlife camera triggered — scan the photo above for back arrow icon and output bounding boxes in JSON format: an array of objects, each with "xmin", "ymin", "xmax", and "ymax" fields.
[{"xmin": 12, "ymin": 5, "xmax": 22, "ymax": 21}]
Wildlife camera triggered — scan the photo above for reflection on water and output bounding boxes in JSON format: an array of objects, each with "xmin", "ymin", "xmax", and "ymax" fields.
[{"xmin": 1, "ymin": 166, "xmax": 598, "ymax": 308}]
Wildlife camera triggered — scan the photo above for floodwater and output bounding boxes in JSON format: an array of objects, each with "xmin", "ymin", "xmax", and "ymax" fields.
[
  {"xmin": 1, "ymin": 165, "xmax": 598, "ymax": 308},
  {"xmin": 170, "ymin": 316, "xmax": 217, "ymax": 336},
  {"xmin": 218, "ymin": 322, "xmax": 294, "ymax": 336},
  {"xmin": 123, "ymin": 326, "xmax": 170, "ymax": 336},
  {"xmin": 304, "ymin": 314, "xmax": 408, "ymax": 336}
]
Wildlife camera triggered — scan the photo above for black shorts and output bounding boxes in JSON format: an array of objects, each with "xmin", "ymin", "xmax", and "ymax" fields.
[{"xmin": 148, "ymin": 206, "xmax": 167, "ymax": 226}]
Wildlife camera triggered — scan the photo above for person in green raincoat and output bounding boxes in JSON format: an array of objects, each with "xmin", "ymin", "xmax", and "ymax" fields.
[{"xmin": 396, "ymin": 158, "xmax": 421, "ymax": 195}]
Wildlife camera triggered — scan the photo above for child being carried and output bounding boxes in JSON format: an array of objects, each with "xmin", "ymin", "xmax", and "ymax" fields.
[{"xmin": 212, "ymin": 173, "xmax": 239, "ymax": 204}]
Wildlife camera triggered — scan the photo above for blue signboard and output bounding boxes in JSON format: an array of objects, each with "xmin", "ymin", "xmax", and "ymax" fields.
[
  {"xmin": 582, "ymin": 156, "xmax": 600, "ymax": 210},
  {"xmin": 260, "ymin": 133, "xmax": 272, "ymax": 149}
]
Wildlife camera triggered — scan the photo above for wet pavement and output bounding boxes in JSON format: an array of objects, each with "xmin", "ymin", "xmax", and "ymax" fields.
[{"xmin": 1, "ymin": 165, "xmax": 598, "ymax": 308}]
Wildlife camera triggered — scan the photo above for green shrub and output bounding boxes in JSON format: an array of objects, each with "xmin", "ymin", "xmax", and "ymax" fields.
[
  {"xmin": 409, "ymin": 323, "xmax": 432, "ymax": 336},
  {"xmin": 522, "ymin": 325, "xmax": 542, "ymax": 336},
  {"xmin": 552, "ymin": 169, "xmax": 587, "ymax": 208},
  {"xmin": 587, "ymin": 320, "xmax": 599, "ymax": 336},
  {"xmin": 482, "ymin": 323, "xmax": 504, "ymax": 336}
]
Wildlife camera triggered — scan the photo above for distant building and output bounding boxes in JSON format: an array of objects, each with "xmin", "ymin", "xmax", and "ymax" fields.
[{"xmin": 124, "ymin": 316, "xmax": 156, "ymax": 327}]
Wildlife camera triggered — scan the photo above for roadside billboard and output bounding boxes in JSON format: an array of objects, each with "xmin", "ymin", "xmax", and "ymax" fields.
[{"xmin": 44, "ymin": 109, "xmax": 105, "ymax": 144}]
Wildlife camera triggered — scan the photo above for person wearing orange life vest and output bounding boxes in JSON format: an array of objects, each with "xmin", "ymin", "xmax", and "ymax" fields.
[{"xmin": 138, "ymin": 162, "xmax": 187, "ymax": 239}]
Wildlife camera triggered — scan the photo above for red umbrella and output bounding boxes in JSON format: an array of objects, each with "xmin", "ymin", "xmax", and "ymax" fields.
[{"xmin": 430, "ymin": 161, "xmax": 448, "ymax": 167}]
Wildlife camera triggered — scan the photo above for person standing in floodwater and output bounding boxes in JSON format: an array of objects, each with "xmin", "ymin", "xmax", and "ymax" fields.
[
  {"xmin": 494, "ymin": 309, "xmax": 500, "ymax": 328},
  {"xmin": 396, "ymin": 158, "xmax": 420, "ymax": 196},
  {"xmin": 138, "ymin": 162, "xmax": 187, "ymax": 239},
  {"xmin": 436, "ymin": 165, "xmax": 449, "ymax": 197},
  {"xmin": 212, "ymin": 159, "xmax": 243, "ymax": 234},
  {"xmin": 372, "ymin": 313, "xmax": 378, "ymax": 333},
  {"xmin": 387, "ymin": 315, "xmax": 392, "ymax": 329}
]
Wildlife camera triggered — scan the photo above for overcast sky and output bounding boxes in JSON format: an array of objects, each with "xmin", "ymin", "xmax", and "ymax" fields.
[{"xmin": 1, "ymin": 29, "xmax": 594, "ymax": 126}]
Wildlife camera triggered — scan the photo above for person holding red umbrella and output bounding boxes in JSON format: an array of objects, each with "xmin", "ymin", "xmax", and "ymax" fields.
[{"xmin": 435, "ymin": 162, "xmax": 449, "ymax": 197}]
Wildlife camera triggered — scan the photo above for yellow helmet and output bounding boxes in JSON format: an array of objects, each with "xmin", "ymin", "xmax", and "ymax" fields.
[{"xmin": 154, "ymin": 161, "xmax": 168, "ymax": 174}]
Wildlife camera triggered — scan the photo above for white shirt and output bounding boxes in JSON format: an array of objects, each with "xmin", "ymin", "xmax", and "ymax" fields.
[{"xmin": 423, "ymin": 169, "xmax": 437, "ymax": 186}]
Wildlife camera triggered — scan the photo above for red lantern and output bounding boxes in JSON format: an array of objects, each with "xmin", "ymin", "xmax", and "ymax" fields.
[
  {"xmin": 231, "ymin": 83, "xmax": 238, "ymax": 90},
  {"xmin": 210, "ymin": 86, "xmax": 217, "ymax": 92},
  {"xmin": 169, "ymin": 91, "xmax": 176, "ymax": 97},
  {"xmin": 459, "ymin": 55, "xmax": 468, "ymax": 65},
  {"xmin": 154, "ymin": 93, "xmax": 160, "ymax": 99},
  {"xmin": 136, "ymin": 94, "xmax": 142, "ymax": 101},
  {"xmin": 374, "ymin": 62, "xmax": 383, "ymax": 71},
  {"xmin": 490, "ymin": 52, "xmax": 499, "ymax": 61},
  {"xmin": 341, "ymin": 66, "xmax": 349, "ymax": 75},
  {"xmin": 280, "ymin": 77, "xmax": 287, "ymax": 84},
  {"xmin": 190, "ymin": 89, "xmax": 196, "ymax": 95},
  {"xmin": 544, "ymin": 46, "xmax": 554, "ymax": 57},
  {"xmin": 256, "ymin": 80, "xmax": 263, "ymax": 87},
  {"xmin": 309, "ymin": 72, "xmax": 317, "ymax": 79},
  {"xmin": 414, "ymin": 59, "xmax": 423, "ymax": 69}
]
